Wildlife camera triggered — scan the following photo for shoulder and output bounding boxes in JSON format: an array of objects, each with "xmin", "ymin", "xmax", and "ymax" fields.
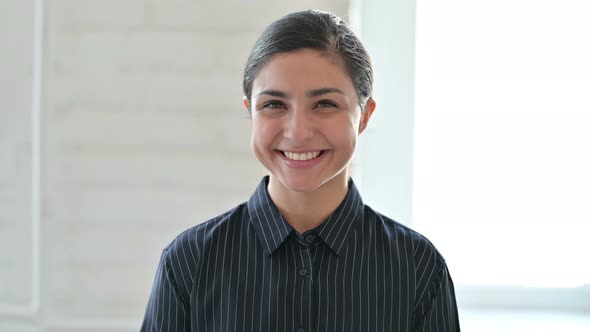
[
  {"xmin": 367, "ymin": 207, "xmax": 451, "ymax": 306},
  {"xmin": 160, "ymin": 203, "xmax": 246, "ymax": 276},
  {"xmin": 367, "ymin": 206, "xmax": 446, "ymax": 270},
  {"xmin": 150, "ymin": 203, "xmax": 247, "ymax": 303},
  {"xmin": 163, "ymin": 203, "xmax": 247, "ymax": 264}
]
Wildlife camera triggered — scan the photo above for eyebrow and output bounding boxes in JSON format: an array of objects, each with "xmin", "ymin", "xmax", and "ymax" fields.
[
  {"xmin": 256, "ymin": 89, "xmax": 289, "ymax": 98},
  {"xmin": 306, "ymin": 88, "xmax": 345, "ymax": 98},
  {"xmin": 255, "ymin": 88, "xmax": 345, "ymax": 99}
]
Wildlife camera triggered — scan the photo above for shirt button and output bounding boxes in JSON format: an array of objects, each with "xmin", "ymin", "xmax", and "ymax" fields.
[
  {"xmin": 298, "ymin": 268, "xmax": 308, "ymax": 277},
  {"xmin": 305, "ymin": 234, "xmax": 316, "ymax": 243},
  {"xmin": 297, "ymin": 328, "xmax": 305, "ymax": 332}
]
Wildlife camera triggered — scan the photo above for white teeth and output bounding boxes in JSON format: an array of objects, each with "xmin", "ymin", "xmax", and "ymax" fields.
[{"xmin": 284, "ymin": 151, "xmax": 321, "ymax": 161}]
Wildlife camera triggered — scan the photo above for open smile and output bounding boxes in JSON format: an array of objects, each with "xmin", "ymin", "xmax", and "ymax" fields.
[
  {"xmin": 278, "ymin": 150, "xmax": 326, "ymax": 161},
  {"xmin": 275, "ymin": 149, "xmax": 329, "ymax": 167}
]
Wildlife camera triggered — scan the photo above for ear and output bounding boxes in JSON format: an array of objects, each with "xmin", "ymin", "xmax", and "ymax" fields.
[
  {"xmin": 358, "ymin": 98, "xmax": 376, "ymax": 134},
  {"xmin": 243, "ymin": 96, "xmax": 250, "ymax": 111}
]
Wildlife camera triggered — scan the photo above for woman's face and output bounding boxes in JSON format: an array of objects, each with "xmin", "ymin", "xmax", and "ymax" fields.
[{"xmin": 245, "ymin": 49, "xmax": 375, "ymax": 194}]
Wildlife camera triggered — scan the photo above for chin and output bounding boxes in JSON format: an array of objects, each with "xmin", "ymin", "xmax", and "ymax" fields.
[
  {"xmin": 281, "ymin": 179, "xmax": 322, "ymax": 193},
  {"xmin": 270, "ymin": 173, "xmax": 323, "ymax": 193},
  {"xmin": 278, "ymin": 170, "xmax": 346, "ymax": 194}
]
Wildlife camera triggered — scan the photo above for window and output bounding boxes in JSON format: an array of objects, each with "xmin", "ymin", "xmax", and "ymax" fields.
[
  {"xmin": 413, "ymin": 0, "xmax": 590, "ymax": 291},
  {"xmin": 354, "ymin": 0, "xmax": 590, "ymax": 318}
]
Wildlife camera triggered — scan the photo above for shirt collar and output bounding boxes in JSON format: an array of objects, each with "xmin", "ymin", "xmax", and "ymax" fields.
[{"xmin": 247, "ymin": 176, "xmax": 364, "ymax": 256}]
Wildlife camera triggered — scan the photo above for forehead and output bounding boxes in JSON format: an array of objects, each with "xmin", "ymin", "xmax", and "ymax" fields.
[{"xmin": 252, "ymin": 49, "xmax": 355, "ymax": 96}]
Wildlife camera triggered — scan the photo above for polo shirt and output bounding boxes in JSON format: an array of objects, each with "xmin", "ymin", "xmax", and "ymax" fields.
[{"xmin": 141, "ymin": 176, "xmax": 460, "ymax": 331}]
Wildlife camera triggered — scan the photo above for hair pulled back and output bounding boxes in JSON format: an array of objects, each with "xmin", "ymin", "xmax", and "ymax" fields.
[{"xmin": 243, "ymin": 10, "xmax": 373, "ymax": 109}]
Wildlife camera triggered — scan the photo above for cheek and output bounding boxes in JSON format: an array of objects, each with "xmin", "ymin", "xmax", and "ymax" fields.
[
  {"xmin": 325, "ymin": 118, "xmax": 359, "ymax": 148},
  {"xmin": 251, "ymin": 117, "xmax": 278, "ymax": 146}
]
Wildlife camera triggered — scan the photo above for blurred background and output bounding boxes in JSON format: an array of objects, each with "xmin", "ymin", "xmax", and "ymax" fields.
[{"xmin": 1, "ymin": 0, "xmax": 588, "ymax": 331}]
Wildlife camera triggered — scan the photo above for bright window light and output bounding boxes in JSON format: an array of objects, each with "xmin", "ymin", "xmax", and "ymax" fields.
[{"xmin": 413, "ymin": 0, "xmax": 590, "ymax": 288}]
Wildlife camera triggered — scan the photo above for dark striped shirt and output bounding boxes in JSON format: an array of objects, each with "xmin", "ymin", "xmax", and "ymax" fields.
[{"xmin": 141, "ymin": 176, "xmax": 460, "ymax": 332}]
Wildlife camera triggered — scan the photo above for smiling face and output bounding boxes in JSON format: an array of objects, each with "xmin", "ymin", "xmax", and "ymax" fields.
[{"xmin": 245, "ymin": 49, "xmax": 375, "ymax": 194}]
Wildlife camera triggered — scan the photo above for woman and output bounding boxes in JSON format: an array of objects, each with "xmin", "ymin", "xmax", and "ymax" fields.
[{"xmin": 141, "ymin": 10, "xmax": 460, "ymax": 332}]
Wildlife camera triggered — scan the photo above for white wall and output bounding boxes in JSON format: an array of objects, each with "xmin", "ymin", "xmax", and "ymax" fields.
[
  {"xmin": 0, "ymin": 1, "xmax": 350, "ymax": 331},
  {"xmin": 352, "ymin": 0, "xmax": 416, "ymax": 225}
]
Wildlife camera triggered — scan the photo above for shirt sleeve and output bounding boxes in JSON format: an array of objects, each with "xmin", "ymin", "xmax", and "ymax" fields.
[
  {"xmin": 140, "ymin": 248, "xmax": 191, "ymax": 332},
  {"xmin": 412, "ymin": 261, "xmax": 461, "ymax": 332}
]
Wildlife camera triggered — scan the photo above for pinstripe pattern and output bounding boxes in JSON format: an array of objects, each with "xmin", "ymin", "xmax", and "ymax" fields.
[{"xmin": 141, "ymin": 176, "xmax": 460, "ymax": 331}]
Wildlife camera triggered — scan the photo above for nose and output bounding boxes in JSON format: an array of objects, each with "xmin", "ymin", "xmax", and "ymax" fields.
[{"xmin": 283, "ymin": 106, "xmax": 314, "ymax": 143}]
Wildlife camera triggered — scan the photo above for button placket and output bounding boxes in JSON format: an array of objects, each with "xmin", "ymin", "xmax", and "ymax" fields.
[{"xmin": 297, "ymin": 246, "xmax": 313, "ymax": 332}]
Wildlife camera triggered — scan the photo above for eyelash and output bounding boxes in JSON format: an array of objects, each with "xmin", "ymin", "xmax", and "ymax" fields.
[
  {"xmin": 261, "ymin": 101, "xmax": 285, "ymax": 109},
  {"xmin": 316, "ymin": 100, "xmax": 339, "ymax": 109}
]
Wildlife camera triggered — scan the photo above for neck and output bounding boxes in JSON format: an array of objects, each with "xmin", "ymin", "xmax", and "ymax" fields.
[{"xmin": 267, "ymin": 171, "xmax": 350, "ymax": 235}]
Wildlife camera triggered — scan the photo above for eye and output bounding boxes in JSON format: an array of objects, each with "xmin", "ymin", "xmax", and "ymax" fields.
[
  {"xmin": 259, "ymin": 100, "xmax": 286, "ymax": 111},
  {"xmin": 315, "ymin": 100, "xmax": 339, "ymax": 110},
  {"xmin": 255, "ymin": 100, "xmax": 287, "ymax": 114}
]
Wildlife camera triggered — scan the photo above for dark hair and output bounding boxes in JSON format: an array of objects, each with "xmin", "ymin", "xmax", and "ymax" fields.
[{"xmin": 242, "ymin": 10, "xmax": 373, "ymax": 109}]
